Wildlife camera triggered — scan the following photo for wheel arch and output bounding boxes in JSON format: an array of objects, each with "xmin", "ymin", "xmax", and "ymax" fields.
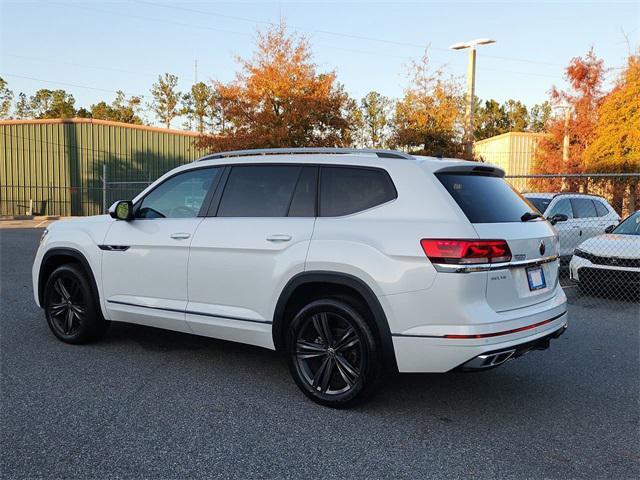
[
  {"xmin": 38, "ymin": 248, "xmax": 100, "ymax": 308},
  {"xmin": 273, "ymin": 271, "xmax": 398, "ymax": 371}
]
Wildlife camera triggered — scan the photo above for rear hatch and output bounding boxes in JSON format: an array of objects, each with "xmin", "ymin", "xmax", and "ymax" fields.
[{"xmin": 436, "ymin": 167, "xmax": 559, "ymax": 312}]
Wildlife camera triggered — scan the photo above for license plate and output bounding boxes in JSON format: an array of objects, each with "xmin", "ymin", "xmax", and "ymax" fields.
[{"xmin": 526, "ymin": 266, "xmax": 546, "ymax": 291}]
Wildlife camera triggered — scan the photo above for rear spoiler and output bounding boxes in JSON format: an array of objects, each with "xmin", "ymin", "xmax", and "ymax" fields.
[{"xmin": 434, "ymin": 164, "xmax": 505, "ymax": 178}]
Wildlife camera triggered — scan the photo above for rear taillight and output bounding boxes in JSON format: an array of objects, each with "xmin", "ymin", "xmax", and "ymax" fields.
[{"xmin": 420, "ymin": 239, "xmax": 512, "ymax": 265}]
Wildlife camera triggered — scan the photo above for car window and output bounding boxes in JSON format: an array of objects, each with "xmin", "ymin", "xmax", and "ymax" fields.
[
  {"xmin": 547, "ymin": 198, "xmax": 573, "ymax": 219},
  {"xmin": 526, "ymin": 197, "xmax": 552, "ymax": 214},
  {"xmin": 571, "ymin": 198, "xmax": 597, "ymax": 218},
  {"xmin": 594, "ymin": 200, "xmax": 609, "ymax": 217},
  {"xmin": 136, "ymin": 168, "xmax": 219, "ymax": 219},
  {"xmin": 613, "ymin": 212, "xmax": 640, "ymax": 235},
  {"xmin": 288, "ymin": 166, "xmax": 317, "ymax": 217},
  {"xmin": 320, "ymin": 166, "xmax": 396, "ymax": 217},
  {"xmin": 436, "ymin": 173, "xmax": 535, "ymax": 223},
  {"xmin": 218, "ymin": 165, "xmax": 301, "ymax": 217}
]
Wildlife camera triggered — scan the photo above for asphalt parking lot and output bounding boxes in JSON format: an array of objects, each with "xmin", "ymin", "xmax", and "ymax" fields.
[{"xmin": 1, "ymin": 228, "xmax": 638, "ymax": 479}]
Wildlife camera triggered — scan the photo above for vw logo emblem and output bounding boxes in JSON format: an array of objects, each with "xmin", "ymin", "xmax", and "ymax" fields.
[{"xmin": 539, "ymin": 241, "xmax": 546, "ymax": 256}]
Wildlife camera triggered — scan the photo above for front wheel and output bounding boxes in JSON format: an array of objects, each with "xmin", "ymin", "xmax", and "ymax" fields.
[
  {"xmin": 286, "ymin": 298, "xmax": 380, "ymax": 408},
  {"xmin": 43, "ymin": 264, "xmax": 108, "ymax": 344}
]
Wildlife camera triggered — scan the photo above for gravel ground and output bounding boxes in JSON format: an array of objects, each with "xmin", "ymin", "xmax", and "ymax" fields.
[{"xmin": 1, "ymin": 228, "xmax": 638, "ymax": 479}]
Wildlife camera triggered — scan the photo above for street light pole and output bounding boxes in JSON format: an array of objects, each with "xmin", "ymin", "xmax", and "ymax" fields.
[
  {"xmin": 450, "ymin": 38, "xmax": 496, "ymax": 159},
  {"xmin": 464, "ymin": 46, "xmax": 477, "ymax": 159}
]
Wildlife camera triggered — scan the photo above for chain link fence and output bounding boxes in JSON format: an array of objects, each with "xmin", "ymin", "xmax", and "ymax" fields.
[{"xmin": 506, "ymin": 173, "xmax": 639, "ymax": 303}]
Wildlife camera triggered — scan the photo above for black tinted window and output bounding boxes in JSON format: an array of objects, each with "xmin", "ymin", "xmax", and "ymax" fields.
[
  {"xmin": 571, "ymin": 198, "xmax": 597, "ymax": 218},
  {"xmin": 594, "ymin": 200, "xmax": 609, "ymax": 217},
  {"xmin": 436, "ymin": 173, "xmax": 536, "ymax": 223},
  {"xmin": 548, "ymin": 198, "xmax": 573, "ymax": 219},
  {"xmin": 288, "ymin": 167, "xmax": 317, "ymax": 217},
  {"xmin": 137, "ymin": 168, "xmax": 219, "ymax": 219},
  {"xmin": 218, "ymin": 165, "xmax": 301, "ymax": 217},
  {"xmin": 527, "ymin": 197, "xmax": 552, "ymax": 214},
  {"xmin": 320, "ymin": 167, "xmax": 396, "ymax": 217}
]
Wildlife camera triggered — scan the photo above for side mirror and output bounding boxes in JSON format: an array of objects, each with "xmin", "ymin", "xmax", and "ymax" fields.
[
  {"xmin": 109, "ymin": 200, "xmax": 134, "ymax": 221},
  {"xmin": 604, "ymin": 225, "xmax": 615, "ymax": 234},
  {"xmin": 549, "ymin": 213, "xmax": 568, "ymax": 225}
]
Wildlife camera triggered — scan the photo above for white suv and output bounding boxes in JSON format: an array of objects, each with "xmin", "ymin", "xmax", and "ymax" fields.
[
  {"xmin": 33, "ymin": 148, "xmax": 568, "ymax": 407},
  {"xmin": 523, "ymin": 193, "xmax": 620, "ymax": 258}
]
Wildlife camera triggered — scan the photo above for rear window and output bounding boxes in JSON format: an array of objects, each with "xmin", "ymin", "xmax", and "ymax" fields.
[
  {"xmin": 526, "ymin": 197, "xmax": 552, "ymax": 214},
  {"xmin": 320, "ymin": 167, "xmax": 396, "ymax": 217},
  {"xmin": 594, "ymin": 200, "xmax": 609, "ymax": 217},
  {"xmin": 436, "ymin": 173, "xmax": 536, "ymax": 223}
]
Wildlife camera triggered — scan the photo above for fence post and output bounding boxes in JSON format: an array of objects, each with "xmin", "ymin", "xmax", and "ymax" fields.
[{"xmin": 102, "ymin": 163, "xmax": 107, "ymax": 214}]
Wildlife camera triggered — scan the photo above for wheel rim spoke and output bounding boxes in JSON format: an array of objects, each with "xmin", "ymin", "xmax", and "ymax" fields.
[
  {"xmin": 49, "ymin": 302, "xmax": 67, "ymax": 316},
  {"xmin": 335, "ymin": 327, "xmax": 359, "ymax": 352},
  {"xmin": 335, "ymin": 357, "xmax": 357, "ymax": 387},
  {"xmin": 312, "ymin": 312, "xmax": 334, "ymax": 345},
  {"xmin": 311, "ymin": 357, "xmax": 330, "ymax": 390},
  {"xmin": 335, "ymin": 353, "xmax": 360, "ymax": 380},
  {"xmin": 65, "ymin": 307, "xmax": 74, "ymax": 333},
  {"xmin": 296, "ymin": 340, "xmax": 326, "ymax": 359},
  {"xmin": 54, "ymin": 279, "xmax": 70, "ymax": 301},
  {"xmin": 70, "ymin": 303, "xmax": 85, "ymax": 315}
]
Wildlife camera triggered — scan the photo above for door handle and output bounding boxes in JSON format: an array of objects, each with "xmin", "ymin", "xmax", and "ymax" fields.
[
  {"xmin": 170, "ymin": 232, "xmax": 191, "ymax": 240},
  {"xmin": 266, "ymin": 234, "xmax": 292, "ymax": 242}
]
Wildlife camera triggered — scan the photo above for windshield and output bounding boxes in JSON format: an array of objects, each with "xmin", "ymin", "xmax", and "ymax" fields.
[
  {"xmin": 613, "ymin": 211, "xmax": 640, "ymax": 235},
  {"xmin": 436, "ymin": 173, "xmax": 538, "ymax": 223},
  {"xmin": 526, "ymin": 196, "xmax": 552, "ymax": 214}
]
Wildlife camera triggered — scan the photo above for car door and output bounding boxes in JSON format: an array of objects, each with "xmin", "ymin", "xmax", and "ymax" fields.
[
  {"xmin": 186, "ymin": 164, "xmax": 317, "ymax": 348},
  {"xmin": 570, "ymin": 197, "xmax": 600, "ymax": 245},
  {"xmin": 101, "ymin": 166, "xmax": 222, "ymax": 332},
  {"xmin": 547, "ymin": 197, "xmax": 577, "ymax": 256},
  {"xmin": 593, "ymin": 198, "xmax": 619, "ymax": 232}
]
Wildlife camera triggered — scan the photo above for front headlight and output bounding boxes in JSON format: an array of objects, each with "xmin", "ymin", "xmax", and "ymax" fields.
[{"xmin": 39, "ymin": 228, "xmax": 49, "ymax": 245}]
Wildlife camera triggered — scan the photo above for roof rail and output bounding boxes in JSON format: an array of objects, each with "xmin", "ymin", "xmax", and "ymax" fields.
[
  {"xmin": 552, "ymin": 192, "xmax": 604, "ymax": 198},
  {"xmin": 197, "ymin": 147, "xmax": 415, "ymax": 161}
]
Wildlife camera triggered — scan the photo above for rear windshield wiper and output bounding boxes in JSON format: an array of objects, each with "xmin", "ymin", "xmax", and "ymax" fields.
[{"xmin": 521, "ymin": 211, "xmax": 544, "ymax": 222}]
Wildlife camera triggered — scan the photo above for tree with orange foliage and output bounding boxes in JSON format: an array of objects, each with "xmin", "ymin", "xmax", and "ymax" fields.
[
  {"xmin": 584, "ymin": 52, "xmax": 640, "ymax": 211},
  {"xmin": 391, "ymin": 50, "xmax": 465, "ymax": 158},
  {"xmin": 533, "ymin": 49, "xmax": 606, "ymax": 180},
  {"xmin": 197, "ymin": 24, "xmax": 354, "ymax": 151}
]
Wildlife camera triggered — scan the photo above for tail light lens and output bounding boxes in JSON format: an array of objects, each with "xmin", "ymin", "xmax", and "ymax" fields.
[{"xmin": 420, "ymin": 239, "xmax": 512, "ymax": 265}]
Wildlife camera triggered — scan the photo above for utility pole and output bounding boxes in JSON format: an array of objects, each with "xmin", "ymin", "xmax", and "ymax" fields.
[
  {"xmin": 450, "ymin": 38, "xmax": 496, "ymax": 159},
  {"xmin": 562, "ymin": 106, "xmax": 571, "ymax": 164},
  {"xmin": 194, "ymin": 59, "xmax": 198, "ymax": 84}
]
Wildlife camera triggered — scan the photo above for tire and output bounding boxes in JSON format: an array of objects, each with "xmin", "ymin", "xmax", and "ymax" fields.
[
  {"xmin": 43, "ymin": 263, "xmax": 109, "ymax": 344},
  {"xmin": 286, "ymin": 298, "xmax": 381, "ymax": 408}
]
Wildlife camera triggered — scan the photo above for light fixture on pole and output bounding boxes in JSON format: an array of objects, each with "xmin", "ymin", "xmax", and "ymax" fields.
[{"xmin": 449, "ymin": 38, "xmax": 496, "ymax": 159}]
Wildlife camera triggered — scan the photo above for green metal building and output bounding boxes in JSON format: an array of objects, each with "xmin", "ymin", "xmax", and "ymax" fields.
[{"xmin": 0, "ymin": 118, "xmax": 208, "ymax": 216}]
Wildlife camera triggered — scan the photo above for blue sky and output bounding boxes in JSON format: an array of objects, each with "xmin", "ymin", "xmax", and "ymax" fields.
[{"xmin": 1, "ymin": 0, "xmax": 638, "ymax": 127}]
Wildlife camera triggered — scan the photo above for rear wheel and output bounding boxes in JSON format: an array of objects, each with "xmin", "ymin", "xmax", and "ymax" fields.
[
  {"xmin": 286, "ymin": 298, "xmax": 380, "ymax": 408},
  {"xmin": 44, "ymin": 264, "xmax": 108, "ymax": 344}
]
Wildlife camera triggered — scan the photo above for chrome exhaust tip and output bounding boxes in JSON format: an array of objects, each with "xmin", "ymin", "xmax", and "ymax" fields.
[{"xmin": 462, "ymin": 348, "xmax": 517, "ymax": 370}]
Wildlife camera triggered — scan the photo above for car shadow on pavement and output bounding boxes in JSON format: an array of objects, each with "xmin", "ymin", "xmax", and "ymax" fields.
[{"xmin": 101, "ymin": 320, "xmax": 570, "ymax": 414}]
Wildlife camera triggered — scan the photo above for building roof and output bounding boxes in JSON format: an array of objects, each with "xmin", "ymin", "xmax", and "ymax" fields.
[
  {"xmin": 474, "ymin": 131, "xmax": 546, "ymax": 147},
  {"xmin": 0, "ymin": 117, "xmax": 202, "ymax": 137}
]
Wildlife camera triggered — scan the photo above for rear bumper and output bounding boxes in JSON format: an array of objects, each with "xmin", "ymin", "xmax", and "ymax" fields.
[
  {"xmin": 392, "ymin": 310, "xmax": 568, "ymax": 373},
  {"xmin": 457, "ymin": 322, "xmax": 567, "ymax": 371}
]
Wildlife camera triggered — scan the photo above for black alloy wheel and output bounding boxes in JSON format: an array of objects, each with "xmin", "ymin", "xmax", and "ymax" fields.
[
  {"xmin": 287, "ymin": 298, "xmax": 380, "ymax": 407},
  {"xmin": 44, "ymin": 264, "xmax": 108, "ymax": 344}
]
